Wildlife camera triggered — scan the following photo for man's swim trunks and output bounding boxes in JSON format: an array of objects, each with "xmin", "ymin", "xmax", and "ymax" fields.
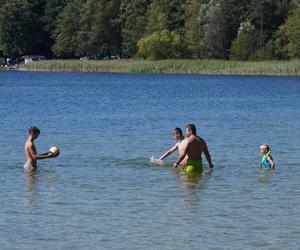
[{"xmin": 183, "ymin": 160, "xmax": 203, "ymax": 174}]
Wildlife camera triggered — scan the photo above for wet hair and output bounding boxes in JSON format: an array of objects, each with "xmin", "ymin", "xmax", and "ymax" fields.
[
  {"xmin": 186, "ymin": 124, "xmax": 197, "ymax": 134},
  {"xmin": 173, "ymin": 127, "xmax": 183, "ymax": 137},
  {"xmin": 29, "ymin": 126, "xmax": 40, "ymax": 135}
]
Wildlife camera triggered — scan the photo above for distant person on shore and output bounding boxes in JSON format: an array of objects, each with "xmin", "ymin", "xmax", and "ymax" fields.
[
  {"xmin": 24, "ymin": 126, "xmax": 56, "ymax": 171},
  {"xmin": 174, "ymin": 124, "xmax": 213, "ymax": 174},
  {"xmin": 152, "ymin": 128, "xmax": 188, "ymax": 165},
  {"xmin": 260, "ymin": 144, "xmax": 275, "ymax": 170}
]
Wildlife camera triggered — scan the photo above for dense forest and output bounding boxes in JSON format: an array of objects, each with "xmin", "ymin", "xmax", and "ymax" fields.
[{"xmin": 0, "ymin": 0, "xmax": 299, "ymax": 60}]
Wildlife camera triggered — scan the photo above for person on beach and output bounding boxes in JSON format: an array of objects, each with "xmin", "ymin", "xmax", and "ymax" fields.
[
  {"xmin": 24, "ymin": 126, "xmax": 56, "ymax": 171},
  {"xmin": 155, "ymin": 128, "xmax": 188, "ymax": 165},
  {"xmin": 173, "ymin": 124, "xmax": 213, "ymax": 174},
  {"xmin": 260, "ymin": 144, "xmax": 275, "ymax": 170}
]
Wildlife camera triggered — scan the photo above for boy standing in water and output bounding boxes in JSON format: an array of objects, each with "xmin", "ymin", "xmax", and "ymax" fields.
[
  {"xmin": 157, "ymin": 128, "xmax": 188, "ymax": 166},
  {"xmin": 24, "ymin": 126, "xmax": 56, "ymax": 171},
  {"xmin": 260, "ymin": 144, "xmax": 275, "ymax": 169}
]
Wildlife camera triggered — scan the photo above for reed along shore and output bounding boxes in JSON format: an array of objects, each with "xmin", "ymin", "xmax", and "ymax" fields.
[{"xmin": 17, "ymin": 59, "xmax": 300, "ymax": 76}]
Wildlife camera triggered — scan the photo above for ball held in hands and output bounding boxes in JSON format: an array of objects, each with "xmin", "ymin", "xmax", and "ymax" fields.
[{"xmin": 49, "ymin": 146, "xmax": 60, "ymax": 157}]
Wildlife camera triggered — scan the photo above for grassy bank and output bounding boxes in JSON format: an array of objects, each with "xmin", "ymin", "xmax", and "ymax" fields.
[
  {"xmin": 17, "ymin": 59, "xmax": 300, "ymax": 76},
  {"xmin": 0, "ymin": 66, "xmax": 17, "ymax": 71}
]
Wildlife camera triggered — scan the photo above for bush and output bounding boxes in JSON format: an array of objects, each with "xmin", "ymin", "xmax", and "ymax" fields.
[
  {"xmin": 137, "ymin": 30, "xmax": 182, "ymax": 60},
  {"xmin": 251, "ymin": 40, "xmax": 276, "ymax": 60}
]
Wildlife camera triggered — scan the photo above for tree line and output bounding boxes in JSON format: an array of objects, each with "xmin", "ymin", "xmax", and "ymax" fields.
[{"xmin": 0, "ymin": 0, "xmax": 299, "ymax": 60}]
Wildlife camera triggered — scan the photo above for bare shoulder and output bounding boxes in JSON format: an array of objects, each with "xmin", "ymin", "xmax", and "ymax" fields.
[
  {"xmin": 196, "ymin": 136, "xmax": 205, "ymax": 143},
  {"xmin": 184, "ymin": 137, "xmax": 192, "ymax": 145},
  {"xmin": 181, "ymin": 138, "xmax": 188, "ymax": 144},
  {"xmin": 196, "ymin": 136, "xmax": 207, "ymax": 147},
  {"xmin": 25, "ymin": 140, "xmax": 33, "ymax": 148},
  {"xmin": 178, "ymin": 138, "xmax": 188, "ymax": 150}
]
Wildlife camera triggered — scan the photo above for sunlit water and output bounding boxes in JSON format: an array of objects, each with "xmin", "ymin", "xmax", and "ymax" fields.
[{"xmin": 0, "ymin": 71, "xmax": 299, "ymax": 249}]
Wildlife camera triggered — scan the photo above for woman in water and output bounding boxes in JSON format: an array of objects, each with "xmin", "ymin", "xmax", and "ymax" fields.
[
  {"xmin": 156, "ymin": 128, "xmax": 188, "ymax": 166},
  {"xmin": 24, "ymin": 126, "xmax": 56, "ymax": 171},
  {"xmin": 260, "ymin": 144, "xmax": 275, "ymax": 170}
]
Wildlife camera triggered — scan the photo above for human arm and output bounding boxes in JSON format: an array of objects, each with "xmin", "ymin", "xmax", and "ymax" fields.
[
  {"xmin": 267, "ymin": 156, "xmax": 275, "ymax": 169},
  {"xmin": 159, "ymin": 144, "xmax": 178, "ymax": 161},
  {"xmin": 41, "ymin": 152, "xmax": 51, "ymax": 156},
  {"xmin": 203, "ymin": 140, "xmax": 214, "ymax": 168},
  {"xmin": 29, "ymin": 146, "xmax": 54, "ymax": 160}
]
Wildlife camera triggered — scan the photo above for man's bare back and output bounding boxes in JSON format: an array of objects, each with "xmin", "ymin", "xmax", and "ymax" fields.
[{"xmin": 184, "ymin": 135, "xmax": 206, "ymax": 161}]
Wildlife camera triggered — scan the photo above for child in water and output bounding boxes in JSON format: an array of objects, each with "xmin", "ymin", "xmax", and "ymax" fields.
[
  {"xmin": 151, "ymin": 128, "xmax": 187, "ymax": 166},
  {"xmin": 260, "ymin": 144, "xmax": 275, "ymax": 170}
]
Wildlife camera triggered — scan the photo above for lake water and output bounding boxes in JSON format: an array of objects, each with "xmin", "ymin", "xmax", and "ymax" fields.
[{"xmin": 0, "ymin": 71, "xmax": 299, "ymax": 249}]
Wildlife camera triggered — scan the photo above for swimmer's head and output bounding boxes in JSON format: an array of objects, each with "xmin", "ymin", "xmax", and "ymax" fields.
[
  {"xmin": 172, "ymin": 127, "xmax": 183, "ymax": 140},
  {"xmin": 186, "ymin": 124, "xmax": 196, "ymax": 137},
  {"xmin": 260, "ymin": 144, "xmax": 270, "ymax": 154},
  {"xmin": 29, "ymin": 126, "xmax": 40, "ymax": 139}
]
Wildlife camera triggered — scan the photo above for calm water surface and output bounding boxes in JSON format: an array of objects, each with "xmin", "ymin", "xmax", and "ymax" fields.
[{"xmin": 0, "ymin": 71, "xmax": 299, "ymax": 249}]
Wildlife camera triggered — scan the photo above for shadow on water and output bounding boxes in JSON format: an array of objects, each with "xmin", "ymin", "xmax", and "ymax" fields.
[
  {"xmin": 256, "ymin": 166, "xmax": 275, "ymax": 184},
  {"xmin": 24, "ymin": 170, "xmax": 39, "ymax": 193},
  {"xmin": 24, "ymin": 167, "xmax": 59, "ymax": 187},
  {"xmin": 177, "ymin": 170, "xmax": 202, "ymax": 187},
  {"xmin": 174, "ymin": 168, "xmax": 215, "ymax": 209},
  {"xmin": 176, "ymin": 167, "xmax": 214, "ymax": 189},
  {"xmin": 23, "ymin": 167, "xmax": 59, "ymax": 209}
]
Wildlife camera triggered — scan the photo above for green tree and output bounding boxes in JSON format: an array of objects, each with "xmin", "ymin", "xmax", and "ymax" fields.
[
  {"xmin": 183, "ymin": 0, "xmax": 202, "ymax": 58},
  {"xmin": 52, "ymin": 0, "xmax": 83, "ymax": 58},
  {"xmin": 119, "ymin": 0, "xmax": 150, "ymax": 57},
  {"xmin": 145, "ymin": 0, "xmax": 168, "ymax": 34},
  {"xmin": 0, "ymin": 0, "xmax": 297, "ymax": 59},
  {"xmin": 145, "ymin": 0, "xmax": 185, "ymax": 35},
  {"xmin": 164, "ymin": 0, "xmax": 185, "ymax": 31},
  {"xmin": 92, "ymin": 0, "xmax": 121, "ymax": 57},
  {"xmin": 275, "ymin": 8, "xmax": 300, "ymax": 58},
  {"xmin": 137, "ymin": 29, "xmax": 182, "ymax": 59},
  {"xmin": 76, "ymin": 0, "xmax": 97, "ymax": 57},
  {"xmin": 221, "ymin": 0, "xmax": 249, "ymax": 58},
  {"xmin": 230, "ymin": 20, "xmax": 257, "ymax": 60},
  {"xmin": 248, "ymin": 0, "xmax": 292, "ymax": 51},
  {"xmin": 43, "ymin": 0, "xmax": 66, "ymax": 33},
  {"xmin": 43, "ymin": 0, "xmax": 67, "ymax": 57},
  {"xmin": 0, "ymin": 0, "xmax": 7, "ymax": 5},
  {"xmin": 199, "ymin": 0, "xmax": 226, "ymax": 59},
  {"xmin": 77, "ymin": 0, "xmax": 121, "ymax": 58},
  {"xmin": 0, "ymin": 0, "xmax": 33, "ymax": 56},
  {"xmin": 27, "ymin": 0, "xmax": 54, "ymax": 57}
]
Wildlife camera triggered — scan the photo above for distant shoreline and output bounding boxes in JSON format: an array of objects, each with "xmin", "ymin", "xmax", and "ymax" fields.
[{"xmin": 16, "ymin": 59, "xmax": 300, "ymax": 76}]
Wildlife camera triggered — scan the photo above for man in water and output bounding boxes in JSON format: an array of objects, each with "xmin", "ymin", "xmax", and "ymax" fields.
[
  {"xmin": 24, "ymin": 126, "xmax": 55, "ymax": 171},
  {"xmin": 173, "ymin": 124, "xmax": 213, "ymax": 173}
]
